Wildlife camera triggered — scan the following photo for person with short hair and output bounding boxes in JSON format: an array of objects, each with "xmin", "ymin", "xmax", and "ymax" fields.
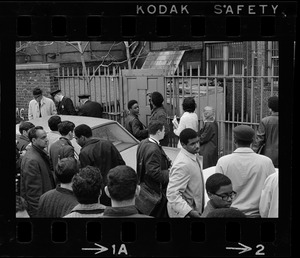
[
  {"xmin": 64, "ymin": 166, "xmax": 106, "ymax": 217},
  {"xmin": 201, "ymin": 173, "xmax": 237, "ymax": 217},
  {"xmin": 199, "ymin": 106, "xmax": 219, "ymax": 169},
  {"xmin": 37, "ymin": 157, "xmax": 79, "ymax": 217},
  {"xmin": 136, "ymin": 120, "xmax": 172, "ymax": 217},
  {"xmin": 46, "ymin": 115, "xmax": 62, "ymax": 152},
  {"xmin": 124, "ymin": 100, "xmax": 148, "ymax": 141},
  {"xmin": 74, "ymin": 124, "xmax": 125, "ymax": 206},
  {"xmin": 102, "ymin": 165, "xmax": 152, "ymax": 217},
  {"xmin": 49, "ymin": 121, "xmax": 76, "ymax": 183},
  {"xmin": 167, "ymin": 128, "xmax": 205, "ymax": 218},
  {"xmin": 252, "ymin": 96, "xmax": 279, "ymax": 167},
  {"xmin": 20, "ymin": 126, "xmax": 55, "ymax": 217},
  {"xmin": 173, "ymin": 97, "xmax": 199, "ymax": 148},
  {"xmin": 77, "ymin": 94, "xmax": 103, "ymax": 118},
  {"xmin": 148, "ymin": 91, "xmax": 170, "ymax": 146},
  {"xmin": 28, "ymin": 87, "xmax": 57, "ymax": 120},
  {"xmin": 206, "ymin": 207, "xmax": 246, "ymax": 218},
  {"xmin": 215, "ymin": 125, "xmax": 276, "ymax": 218},
  {"xmin": 50, "ymin": 89, "xmax": 77, "ymax": 115},
  {"xmin": 16, "ymin": 121, "xmax": 35, "ymax": 152}
]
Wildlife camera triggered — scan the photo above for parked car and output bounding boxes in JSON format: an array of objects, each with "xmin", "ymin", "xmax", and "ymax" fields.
[{"xmin": 16, "ymin": 115, "xmax": 180, "ymax": 169}]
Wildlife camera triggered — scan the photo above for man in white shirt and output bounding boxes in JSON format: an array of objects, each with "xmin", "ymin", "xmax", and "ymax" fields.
[
  {"xmin": 167, "ymin": 128, "xmax": 205, "ymax": 218},
  {"xmin": 215, "ymin": 125, "xmax": 276, "ymax": 218},
  {"xmin": 28, "ymin": 87, "xmax": 57, "ymax": 120},
  {"xmin": 259, "ymin": 169, "xmax": 278, "ymax": 218}
]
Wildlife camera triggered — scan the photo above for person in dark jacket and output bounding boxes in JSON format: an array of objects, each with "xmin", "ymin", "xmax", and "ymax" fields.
[
  {"xmin": 49, "ymin": 121, "xmax": 76, "ymax": 184},
  {"xmin": 252, "ymin": 96, "xmax": 278, "ymax": 168},
  {"xmin": 136, "ymin": 120, "xmax": 172, "ymax": 217},
  {"xmin": 51, "ymin": 89, "xmax": 77, "ymax": 115},
  {"xmin": 37, "ymin": 157, "xmax": 79, "ymax": 218},
  {"xmin": 199, "ymin": 106, "xmax": 218, "ymax": 169},
  {"xmin": 16, "ymin": 121, "xmax": 35, "ymax": 152},
  {"xmin": 77, "ymin": 94, "xmax": 103, "ymax": 118},
  {"xmin": 102, "ymin": 165, "xmax": 152, "ymax": 218},
  {"xmin": 20, "ymin": 126, "xmax": 56, "ymax": 217},
  {"xmin": 74, "ymin": 124, "xmax": 126, "ymax": 206},
  {"xmin": 148, "ymin": 91, "xmax": 170, "ymax": 146},
  {"xmin": 124, "ymin": 100, "xmax": 148, "ymax": 141}
]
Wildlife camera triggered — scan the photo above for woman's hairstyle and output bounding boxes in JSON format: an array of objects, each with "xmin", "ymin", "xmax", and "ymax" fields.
[{"xmin": 182, "ymin": 97, "xmax": 196, "ymax": 112}]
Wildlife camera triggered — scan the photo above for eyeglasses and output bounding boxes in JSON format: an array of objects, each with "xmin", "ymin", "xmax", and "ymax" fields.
[{"xmin": 213, "ymin": 191, "xmax": 237, "ymax": 201}]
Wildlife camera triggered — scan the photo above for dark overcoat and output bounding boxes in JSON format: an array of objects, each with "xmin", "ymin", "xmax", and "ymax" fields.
[
  {"xmin": 77, "ymin": 100, "xmax": 103, "ymax": 118},
  {"xmin": 57, "ymin": 96, "xmax": 77, "ymax": 115},
  {"xmin": 20, "ymin": 145, "xmax": 55, "ymax": 217},
  {"xmin": 136, "ymin": 138, "xmax": 172, "ymax": 217},
  {"xmin": 79, "ymin": 138, "xmax": 125, "ymax": 206},
  {"xmin": 199, "ymin": 121, "xmax": 218, "ymax": 169}
]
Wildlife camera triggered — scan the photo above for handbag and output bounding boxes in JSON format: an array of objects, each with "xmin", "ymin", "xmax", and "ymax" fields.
[{"xmin": 135, "ymin": 182, "xmax": 162, "ymax": 215}]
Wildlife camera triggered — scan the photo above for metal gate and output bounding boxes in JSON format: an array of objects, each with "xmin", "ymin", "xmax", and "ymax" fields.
[{"xmin": 57, "ymin": 63, "xmax": 278, "ymax": 156}]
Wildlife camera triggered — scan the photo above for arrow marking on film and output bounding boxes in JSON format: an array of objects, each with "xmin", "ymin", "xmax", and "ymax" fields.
[
  {"xmin": 226, "ymin": 242, "xmax": 252, "ymax": 254},
  {"xmin": 82, "ymin": 243, "xmax": 109, "ymax": 255}
]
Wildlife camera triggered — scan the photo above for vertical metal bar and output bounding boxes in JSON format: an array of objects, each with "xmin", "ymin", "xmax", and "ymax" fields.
[
  {"xmin": 232, "ymin": 63, "xmax": 235, "ymax": 125},
  {"xmin": 206, "ymin": 62, "xmax": 209, "ymax": 106},
  {"xmin": 260, "ymin": 65, "xmax": 264, "ymax": 121},
  {"xmin": 197, "ymin": 65, "xmax": 201, "ymax": 131},
  {"xmin": 250, "ymin": 64, "xmax": 254, "ymax": 123},
  {"xmin": 99, "ymin": 66, "xmax": 103, "ymax": 108},
  {"xmin": 66, "ymin": 66, "xmax": 70, "ymax": 98},
  {"xmin": 189, "ymin": 65, "xmax": 192, "ymax": 97},
  {"xmin": 271, "ymin": 60, "xmax": 274, "ymax": 96},
  {"xmin": 241, "ymin": 63, "xmax": 244, "ymax": 123}
]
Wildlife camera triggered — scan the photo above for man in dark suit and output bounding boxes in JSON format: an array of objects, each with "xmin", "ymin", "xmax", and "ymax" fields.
[
  {"xmin": 50, "ymin": 89, "xmax": 77, "ymax": 115},
  {"xmin": 77, "ymin": 94, "xmax": 103, "ymax": 118}
]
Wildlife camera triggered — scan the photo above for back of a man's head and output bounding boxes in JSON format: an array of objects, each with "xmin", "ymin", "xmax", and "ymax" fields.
[
  {"xmin": 19, "ymin": 121, "xmax": 35, "ymax": 134},
  {"xmin": 74, "ymin": 124, "xmax": 93, "ymax": 138},
  {"xmin": 58, "ymin": 121, "xmax": 75, "ymax": 136},
  {"xmin": 48, "ymin": 115, "xmax": 62, "ymax": 131},
  {"xmin": 55, "ymin": 157, "xmax": 79, "ymax": 184},
  {"xmin": 206, "ymin": 173, "xmax": 232, "ymax": 194},
  {"xmin": 148, "ymin": 120, "xmax": 164, "ymax": 135},
  {"xmin": 107, "ymin": 165, "xmax": 138, "ymax": 202},
  {"xmin": 72, "ymin": 166, "xmax": 103, "ymax": 204}
]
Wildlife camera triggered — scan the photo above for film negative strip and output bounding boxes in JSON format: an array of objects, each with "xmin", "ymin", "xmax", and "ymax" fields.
[{"xmin": 0, "ymin": 0, "xmax": 296, "ymax": 256}]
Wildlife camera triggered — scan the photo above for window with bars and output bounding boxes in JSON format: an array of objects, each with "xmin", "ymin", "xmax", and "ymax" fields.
[{"xmin": 206, "ymin": 42, "xmax": 244, "ymax": 76}]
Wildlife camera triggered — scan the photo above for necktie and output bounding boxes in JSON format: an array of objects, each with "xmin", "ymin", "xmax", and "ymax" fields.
[{"xmin": 39, "ymin": 102, "xmax": 42, "ymax": 117}]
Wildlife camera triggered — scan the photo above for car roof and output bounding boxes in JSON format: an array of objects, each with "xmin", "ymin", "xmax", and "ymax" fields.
[{"xmin": 16, "ymin": 115, "xmax": 117, "ymax": 133}]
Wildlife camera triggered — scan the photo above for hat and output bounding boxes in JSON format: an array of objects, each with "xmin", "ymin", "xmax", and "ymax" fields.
[
  {"xmin": 32, "ymin": 87, "xmax": 42, "ymax": 96},
  {"xmin": 78, "ymin": 94, "xmax": 91, "ymax": 99},
  {"xmin": 233, "ymin": 125, "xmax": 255, "ymax": 142},
  {"xmin": 50, "ymin": 89, "xmax": 61, "ymax": 97}
]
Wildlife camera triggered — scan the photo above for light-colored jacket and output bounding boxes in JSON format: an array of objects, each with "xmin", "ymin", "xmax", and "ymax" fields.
[
  {"xmin": 215, "ymin": 147, "xmax": 276, "ymax": 217},
  {"xmin": 28, "ymin": 96, "xmax": 57, "ymax": 120},
  {"xmin": 167, "ymin": 148, "xmax": 205, "ymax": 217},
  {"xmin": 259, "ymin": 169, "xmax": 278, "ymax": 218}
]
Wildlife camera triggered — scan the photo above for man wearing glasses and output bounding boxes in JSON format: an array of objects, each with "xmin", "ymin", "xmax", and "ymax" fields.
[
  {"xmin": 201, "ymin": 173, "xmax": 238, "ymax": 217},
  {"xmin": 28, "ymin": 87, "xmax": 57, "ymax": 120}
]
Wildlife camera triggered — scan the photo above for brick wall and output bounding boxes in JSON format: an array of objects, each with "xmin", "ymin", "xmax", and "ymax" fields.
[{"xmin": 16, "ymin": 63, "xmax": 60, "ymax": 121}]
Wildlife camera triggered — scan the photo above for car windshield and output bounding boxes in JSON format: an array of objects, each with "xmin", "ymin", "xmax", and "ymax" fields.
[{"xmin": 92, "ymin": 123, "xmax": 138, "ymax": 152}]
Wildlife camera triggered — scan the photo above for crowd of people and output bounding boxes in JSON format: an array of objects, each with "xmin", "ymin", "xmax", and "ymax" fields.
[{"xmin": 16, "ymin": 87, "xmax": 279, "ymax": 218}]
